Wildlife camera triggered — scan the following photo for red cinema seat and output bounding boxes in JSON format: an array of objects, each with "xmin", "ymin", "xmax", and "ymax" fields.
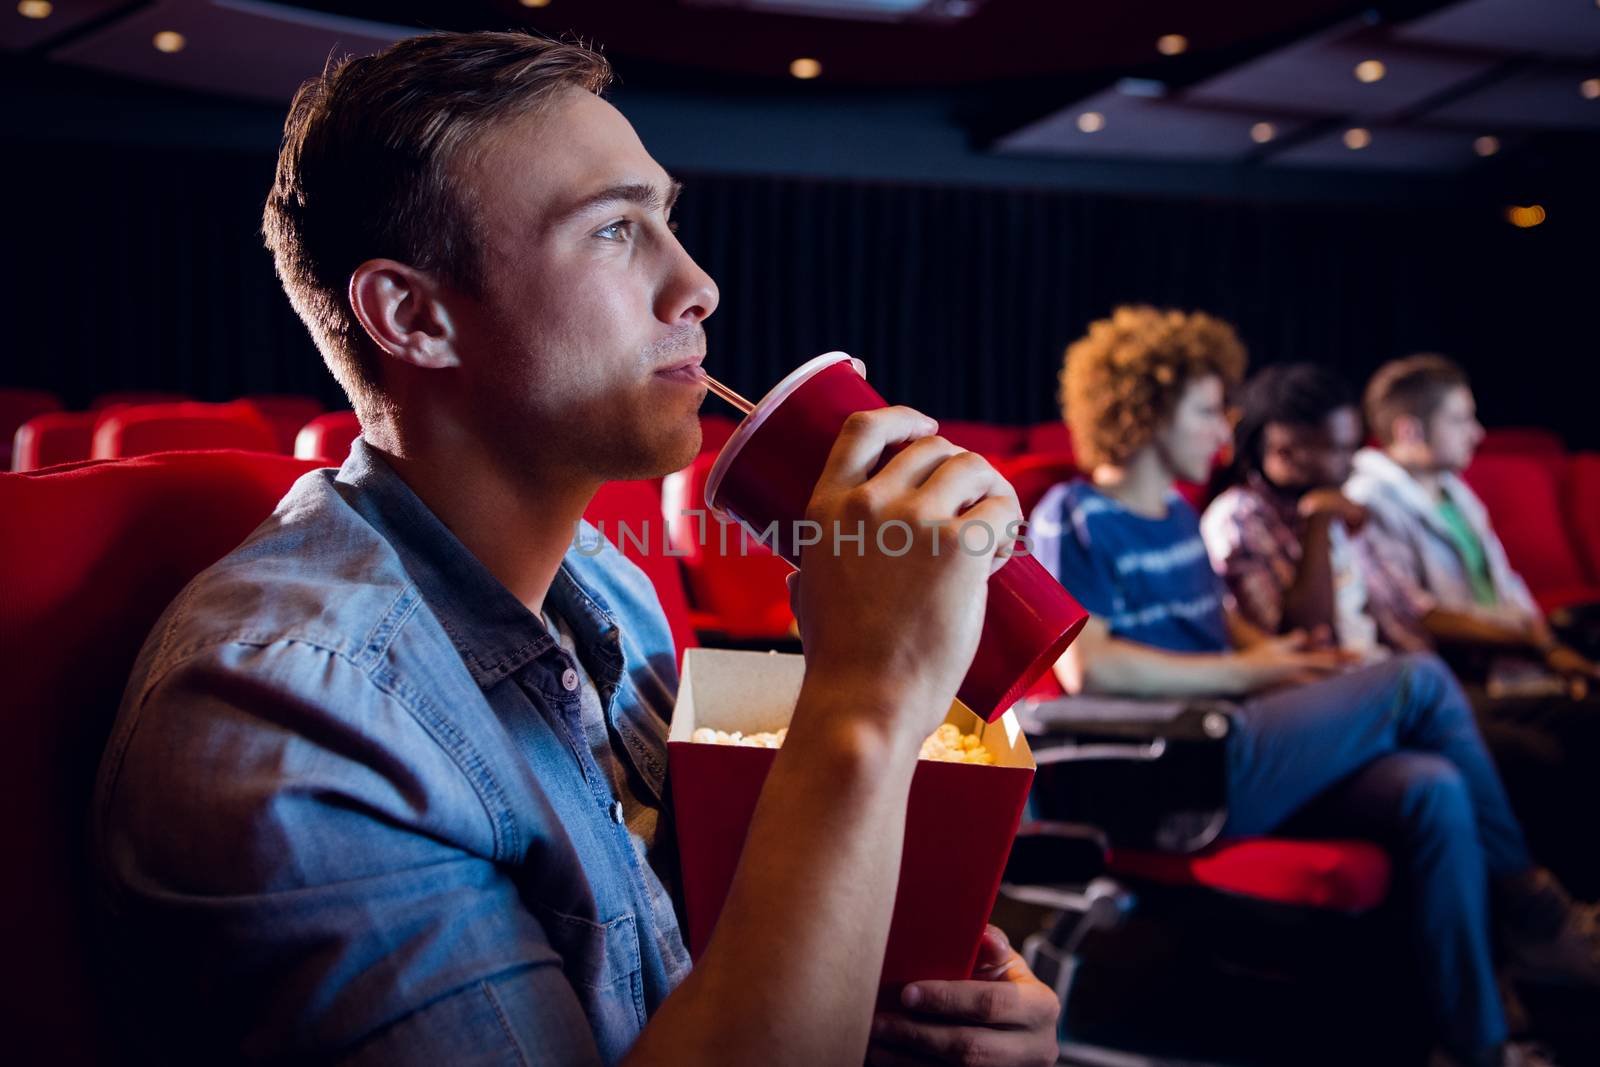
[
  {"xmin": 584, "ymin": 479, "xmax": 698, "ymax": 661},
  {"xmin": 1463, "ymin": 453, "xmax": 1600, "ymax": 613},
  {"xmin": 1478, "ymin": 427, "xmax": 1564, "ymax": 457},
  {"xmin": 699, "ymin": 414, "xmax": 739, "ymax": 456},
  {"xmin": 999, "ymin": 453, "xmax": 1080, "ymax": 517},
  {"xmin": 661, "ymin": 452, "xmax": 795, "ymax": 641},
  {"xmin": 89, "ymin": 390, "xmax": 190, "ymax": 410},
  {"xmin": 937, "ymin": 420, "xmax": 1027, "ymax": 459},
  {"xmin": 0, "ymin": 451, "xmax": 321, "ymax": 1066},
  {"xmin": 1107, "ymin": 838, "xmax": 1391, "ymax": 913},
  {"xmin": 294, "ymin": 410, "xmax": 362, "ymax": 462},
  {"xmin": 1565, "ymin": 453, "xmax": 1600, "ymax": 585},
  {"xmin": 246, "ymin": 395, "xmax": 325, "ymax": 453},
  {"xmin": 91, "ymin": 401, "xmax": 278, "ymax": 460},
  {"xmin": 0, "ymin": 388, "xmax": 61, "ymax": 469},
  {"xmin": 12, "ymin": 410, "xmax": 97, "ymax": 472},
  {"xmin": 1025, "ymin": 421, "xmax": 1075, "ymax": 458}
]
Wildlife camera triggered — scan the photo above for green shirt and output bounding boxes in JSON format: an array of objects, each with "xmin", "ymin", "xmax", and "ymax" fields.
[{"xmin": 1436, "ymin": 496, "xmax": 1497, "ymax": 607}]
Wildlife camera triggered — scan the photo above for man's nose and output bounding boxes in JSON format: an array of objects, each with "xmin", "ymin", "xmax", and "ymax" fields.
[{"xmin": 657, "ymin": 246, "xmax": 720, "ymax": 326}]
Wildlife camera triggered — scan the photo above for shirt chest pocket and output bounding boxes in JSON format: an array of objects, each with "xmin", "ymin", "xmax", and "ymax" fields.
[{"xmin": 534, "ymin": 903, "xmax": 646, "ymax": 1061}]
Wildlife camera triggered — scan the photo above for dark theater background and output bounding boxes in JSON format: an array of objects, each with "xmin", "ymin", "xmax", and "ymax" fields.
[{"xmin": 5, "ymin": 2, "xmax": 1600, "ymax": 1067}]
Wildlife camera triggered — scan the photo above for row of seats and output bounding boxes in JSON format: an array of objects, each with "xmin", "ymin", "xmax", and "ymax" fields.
[
  {"xmin": 4, "ymin": 391, "xmax": 363, "ymax": 472},
  {"xmin": 8, "ymin": 388, "xmax": 1596, "ymax": 640}
]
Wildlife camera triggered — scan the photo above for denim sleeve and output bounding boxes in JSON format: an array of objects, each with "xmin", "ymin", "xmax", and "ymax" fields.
[{"xmin": 95, "ymin": 639, "xmax": 605, "ymax": 1065}]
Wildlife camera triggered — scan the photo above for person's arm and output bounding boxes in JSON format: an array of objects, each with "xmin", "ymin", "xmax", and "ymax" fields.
[
  {"xmin": 1423, "ymin": 607, "xmax": 1600, "ymax": 684},
  {"xmin": 629, "ymin": 408, "xmax": 1041, "ymax": 1067},
  {"xmin": 1053, "ymin": 615, "xmax": 1345, "ymax": 699},
  {"xmin": 1279, "ymin": 512, "xmax": 1339, "ymax": 635}
]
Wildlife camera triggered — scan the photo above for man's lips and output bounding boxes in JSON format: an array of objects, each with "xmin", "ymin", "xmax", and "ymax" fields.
[{"xmin": 654, "ymin": 356, "xmax": 706, "ymax": 383}]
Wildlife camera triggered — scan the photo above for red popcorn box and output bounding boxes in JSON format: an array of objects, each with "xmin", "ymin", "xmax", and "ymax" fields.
[{"xmin": 669, "ymin": 648, "xmax": 1036, "ymax": 985}]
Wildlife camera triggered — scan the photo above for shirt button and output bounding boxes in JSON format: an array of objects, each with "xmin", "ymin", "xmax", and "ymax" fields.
[
  {"xmin": 609, "ymin": 800, "xmax": 625, "ymax": 824},
  {"xmin": 561, "ymin": 667, "xmax": 579, "ymax": 692}
]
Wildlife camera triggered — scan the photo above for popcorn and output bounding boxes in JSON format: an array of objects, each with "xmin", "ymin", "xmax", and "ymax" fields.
[{"xmin": 690, "ymin": 721, "xmax": 993, "ymax": 765}]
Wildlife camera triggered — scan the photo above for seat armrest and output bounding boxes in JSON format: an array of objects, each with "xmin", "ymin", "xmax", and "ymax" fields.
[{"xmin": 1023, "ymin": 701, "xmax": 1233, "ymax": 854}]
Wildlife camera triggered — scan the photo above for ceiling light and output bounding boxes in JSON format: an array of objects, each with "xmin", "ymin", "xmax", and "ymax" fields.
[
  {"xmin": 1354, "ymin": 59, "xmax": 1386, "ymax": 83},
  {"xmin": 1250, "ymin": 122, "xmax": 1276, "ymax": 144},
  {"xmin": 152, "ymin": 30, "xmax": 186, "ymax": 53},
  {"xmin": 788, "ymin": 57, "xmax": 822, "ymax": 79},
  {"xmin": 1076, "ymin": 111, "xmax": 1105, "ymax": 133},
  {"xmin": 1581, "ymin": 78, "xmax": 1600, "ymax": 100},
  {"xmin": 1343, "ymin": 127, "xmax": 1371, "ymax": 150},
  {"xmin": 1506, "ymin": 205, "xmax": 1546, "ymax": 229},
  {"xmin": 1156, "ymin": 34, "xmax": 1188, "ymax": 56},
  {"xmin": 17, "ymin": 0, "xmax": 52, "ymax": 17},
  {"xmin": 519, "ymin": 0, "xmax": 551, "ymax": 7},
  {"xmin": 1473, "ymin": 136, "xmax": 1500, "ymax": 158}
]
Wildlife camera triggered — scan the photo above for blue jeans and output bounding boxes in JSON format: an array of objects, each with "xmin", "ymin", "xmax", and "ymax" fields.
[{"xmin": 1224, "ymin": 653, "xmax": 1534, "ymax": 1059}]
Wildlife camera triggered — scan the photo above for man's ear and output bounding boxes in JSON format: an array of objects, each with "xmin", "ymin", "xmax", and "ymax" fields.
[
  {"xmin": 1391, "ymin": 413, "xmax": 1425, "ymax": 447},
  {"xmin": 348, "ymin": 259, "xmax": 461, "ymax": 371}
]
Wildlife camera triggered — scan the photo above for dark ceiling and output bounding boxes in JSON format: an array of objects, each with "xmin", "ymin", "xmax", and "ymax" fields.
[{"xmin": 5, "ymin": 0, "xmax": 1598, "ymax": 175}]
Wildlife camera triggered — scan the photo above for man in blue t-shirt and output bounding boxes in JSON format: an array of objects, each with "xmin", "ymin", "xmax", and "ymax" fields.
[{"xmin": 1031, "ymin": 306, "xmax": 1600, "ymax": 1067}]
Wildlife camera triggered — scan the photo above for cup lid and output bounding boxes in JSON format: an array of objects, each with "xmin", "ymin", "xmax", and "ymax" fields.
[{"xmin": 702, "ymin": 351, "xmax": 866, "ymax": 519}]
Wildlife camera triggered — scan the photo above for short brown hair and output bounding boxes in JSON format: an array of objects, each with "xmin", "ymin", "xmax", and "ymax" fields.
[
  {"xmin": 263, "ymin": 32, "xmax": 612, "ymax": 411},
  {"xmin": 1059, "ymin": 305, "xmax": 1248, "ymax": 468},
  {"xmin": 1363, "ymin": 353, "xmax": 1469, "ymax": 446}
]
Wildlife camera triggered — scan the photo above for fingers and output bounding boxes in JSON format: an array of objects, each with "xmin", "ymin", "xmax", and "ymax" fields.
[
  {"xmin": 817, "ymin": 407, "xmax": 938, "ymax": 491},
  {"xmin": 867, "ymin": 1026, "xmax": 1047, "ymax": 1067},
  {"xmin": 898, "ymin": 978, "xmax": 1026, "ymax": 1028},
  {"xmin": 969, "ymin": 925, "xmax": 1015, "ymax": 979},
  {"xmin": 874, "ymin": 434, "xmax": 969, "ymax": 492}
]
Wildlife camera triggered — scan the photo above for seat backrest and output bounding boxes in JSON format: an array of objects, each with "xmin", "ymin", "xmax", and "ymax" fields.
[
  {"xmin": 91, "ymin": 401, "xmax": 279, "ymax": 459},
  {"xmin": 293, "ymin": 410, "xmax": 362, "ymax": 462},
  {"xmin": 1462, "ymin": 452, "xmax": 1589, "ymax": 600},
  {"xmin": 1564, "ymin": 453, "xmax": 1600, "ymax": 585},
  {"xmin": 0, "ymin": 388, "xmax": 62, "ymax": 469},
  {"xmin": 88, "ymin": 390, "xmax": 191, "ymax": 410},
  {"xmin": 1024, "ymin": 421, "xmax": 1074, "ymax": 458},
  {"xmin": 584, "ymin": 478, "xmax": 698, "ymax": 660},
  {"xmin": 0, "ymin": 451, "xmax": 321, "ymax": 1066},
  {"xmin": 699, "ymin": 413, "xmax": 740, "ymax": 456},
  {"xmin": 1478, "ymin": 427, "xmax": 1564, "ymax": 457},
  {"xmin": 937, "ymin": 420, "xmax": 1028, "ymax": 459},
  {"xmin": 998, "ymin": 452, "xmax": 1080, "ymax": 517},
  {"xmin": 661, "ymin": 450, "xmax": 795, "ymax": 640},
  {"xmin": 13, "ymin": 410, "xmax": 99, "ymax": 472},
  {"xmin": 246, "ymin": 395, "xmax": 325, "ymax": 454}
]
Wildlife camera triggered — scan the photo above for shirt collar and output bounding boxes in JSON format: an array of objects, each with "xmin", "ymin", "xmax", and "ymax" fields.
[{"xmin": 335, "ymin": 439, "xmax": 622, "ymax": 691}]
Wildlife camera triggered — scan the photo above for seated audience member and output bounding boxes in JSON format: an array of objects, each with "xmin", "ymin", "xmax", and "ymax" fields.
[
  {"xmin": 1346, "ymin": 353, "xmax": 1600, "ymax": 689},
  {"xmin": 1200, "ymin": 363, "xmax": 1382, "ymax": 659},
  {"xmin": 1204, "ymin": 362, "xmax": 1600, "ymax": 899},
  {"xmin": 1029, "ymin": 306, "xmax": 1598, "ymax": 1067},
  {"xmin": 90, "ymin": 33, "xmax": 1060, "ymax": 1067}
]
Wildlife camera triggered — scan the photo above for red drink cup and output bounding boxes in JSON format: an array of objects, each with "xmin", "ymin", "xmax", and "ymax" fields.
[{"xmin": 704, "ymin": 352, "xmax": 1087, "ymax": 722}]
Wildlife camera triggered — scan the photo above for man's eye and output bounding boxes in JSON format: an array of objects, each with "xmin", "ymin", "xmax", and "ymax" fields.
[{"xmin": 595, "ymin": 220, "xmax": 632, "ymax": 241}]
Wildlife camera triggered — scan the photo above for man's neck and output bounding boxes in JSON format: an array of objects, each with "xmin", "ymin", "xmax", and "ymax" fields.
[
  {"xmin": 1092, "ymin": 448, "xmax": 1172, "ymax": 518},
  {"xmin": 1386, "ymin": 448, "xmax": 1446, "ymax": 500},
  {"xmin": 374, "ymin": 428, "xmax": 598, "ymax": 618}
]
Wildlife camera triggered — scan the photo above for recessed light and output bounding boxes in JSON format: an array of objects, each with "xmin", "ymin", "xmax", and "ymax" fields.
[
  {"xmin": 1250, "ymin": 122, "xmax": 1276, "ymax": 144},
  {"xmin": 152, "ymin": 30, "xmax": 186, "ymax": 53},
  {"xmin": 1506, "ymin": 205, "xmax": 1546, "ymax": 229},
  {"xmin": 519, "ymin": 0, "xmax": 551, "ymax": 6},
  {"xmin": 1343, "ymin": 127, "xmax": 1371, "ymax": 150},
  {"xmin": 1156, "ymin": 34, "xmax": 1188, "ymax": 56},
  {"xmin": 1354, "ymin": 59, "xmax": 1386, "ymax": 83},
  {"xmin": 1077, "ymin": 111, "xmax": 1105, "ymax": 133},
  {"xmin": 1581, "ymin": 78, "xmax": 1600, "ymax": 100},
  {"xmin": 17, "ymin": 0, "xmax": 52, "ymax": 18},
  {"xmin": 789, "ymin": 57, "xmax": 821, "ymax": 79},
  {"xmin": 1473, "ymin": 136, "xmax": 1500, "ymax": 158}
]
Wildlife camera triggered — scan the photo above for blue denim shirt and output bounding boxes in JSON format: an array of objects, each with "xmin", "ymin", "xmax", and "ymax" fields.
[{"xmin": 92, "ymin": 440, "xmax": 688, "ymax": 1065}]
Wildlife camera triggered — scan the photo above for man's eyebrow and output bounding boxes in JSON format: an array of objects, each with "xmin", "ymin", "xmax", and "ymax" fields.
[{"xmin": 553, "ymin": 178, "xmax": 683, "ymax": 227}]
